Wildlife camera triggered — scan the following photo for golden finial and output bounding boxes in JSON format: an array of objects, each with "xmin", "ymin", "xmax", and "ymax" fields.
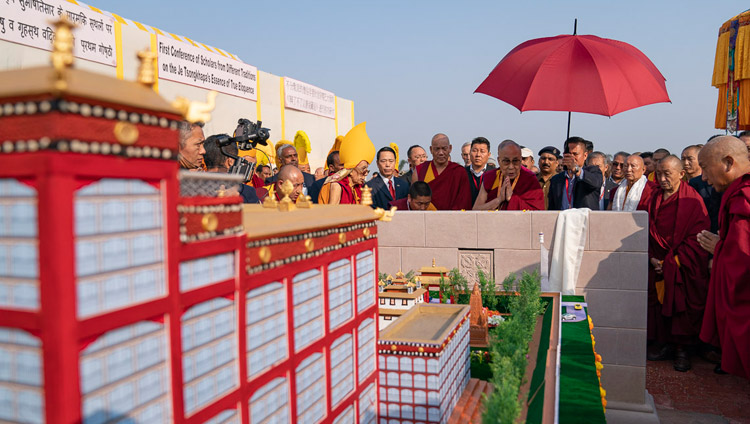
[
  {"xmin": 361, "ymin": 185, "xmax": 373, "ymax": 206},
  {"xmin": 136, "ymin": 48, "xmax": 157, "ymax": 88},
  {"xmin": 50, "ymin": 15, "xmax": 76, "ymax": 92},
  {"xmin": 262, "ymin": 194, "xmax": 278, "ymax": 208},
  {"xmin": 277, "ymin": 179, "xmax": 296, "ymax": 212},
  {"xmin": 296, "ymin": 194, "xmax": 313, "ymax": 209},
  {"xmin": 171, "ymin": 91, "xmax": 218, "ymax": 124},
  {"xmin": 395, "ymin": 270, "xmax": 405, "ymax": 279},
  {"xmin": 373, "ymin": 206, "xmax": 397, "ymax": 222}
]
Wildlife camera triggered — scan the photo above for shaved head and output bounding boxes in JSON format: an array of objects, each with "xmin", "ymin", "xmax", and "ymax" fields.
[
  {"xmin": 276, "ymin": 164, "xmax": 304, "ymax": 201},
  {"xmin": 699, "ymin": 136, "xmax": 750, "ymax": 192},
  {"xmin": 659, "ymin": 155, "xmax": 684, "ymax": 171},
  {"xmin": 656, "ymin": 155, "xmax": 684, "ymax": 195},
  {"xmin": 625, "ymin": 154, "xmax": 645, "ymax": 183},
  {"xmin": 430, "ymin": 133, "xmax": 452, "ymax": 166}
]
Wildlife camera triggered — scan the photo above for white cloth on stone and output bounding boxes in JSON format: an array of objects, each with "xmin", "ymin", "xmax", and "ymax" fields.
[{"xmin": 545, "ymin": 208, "xmax": 589, "ymax": 295}]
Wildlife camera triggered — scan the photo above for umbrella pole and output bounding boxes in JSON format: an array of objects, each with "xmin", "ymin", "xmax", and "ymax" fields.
[{"xmin": 566, "ymin": 19, "xmax": 576, "ymax": 140}]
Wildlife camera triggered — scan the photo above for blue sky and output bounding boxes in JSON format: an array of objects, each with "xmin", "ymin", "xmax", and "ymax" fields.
[{"xmin": 94, "ymin": 0, "xmax": 747, "ymax": 162}]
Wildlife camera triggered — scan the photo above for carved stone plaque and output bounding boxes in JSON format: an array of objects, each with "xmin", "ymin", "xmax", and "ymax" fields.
[{"xmin": 458, "ymin": 249, "xmax": 493, "ymax": 287}]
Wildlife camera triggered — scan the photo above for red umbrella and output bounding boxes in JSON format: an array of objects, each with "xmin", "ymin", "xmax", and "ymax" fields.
[{"xmin": 475, "ymin": 33, "xmax": 670, "ymax": 136}]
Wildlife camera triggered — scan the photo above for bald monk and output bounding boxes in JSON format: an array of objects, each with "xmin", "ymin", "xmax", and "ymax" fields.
[
  {"xmin": 646, "ymin": 156, "xmax": 710, "ymax": 372},
  {"xmin": 473, "ymin": 140, "xmax": 544, "ymax": 210},
  {"xmin": 262, "ymin": 164, "xmax": 305, "ymax": 203},
  {"xmin": 389, "ymin": 181, "xmax": 437, "ymax": 211},
  {"xmin": 698, "ymin": 136, "xmax": 750, "ymax": 378},
  {"xmin": 318, "ymin": 122, "xmax": 376, "ymax": 205},
  {"xmin": 412, "ymin": 133, "xmax": 472, "ymax": 210},
  {"xmin": 608, "ymin": 155, "xmax": 656, "ymax": 211}
]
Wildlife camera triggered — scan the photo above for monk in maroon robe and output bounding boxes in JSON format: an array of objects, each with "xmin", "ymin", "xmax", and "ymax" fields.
[
  {"xmin": 608, "ymin": 155, "xmax": 657, "ymax": 211},
  {"xmin": 473, "ymin": 140, "xmax": 544, "ymax": 210},
  {"xmin": 646, "ymin": 156, "xmax": 710, "ymax": 372},
  {"xmin": 412, "ymin": 133, "xmax": 472, "ymax": 210},
  {"xmin": 698, "ymin": 136, "xmax": 750, "ymax": 378}
]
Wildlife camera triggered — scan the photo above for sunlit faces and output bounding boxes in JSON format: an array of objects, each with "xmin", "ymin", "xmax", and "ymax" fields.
[
  {"xmin": 470, "ymin": 143, "xmax": 490, "ymax": 169},
  {"xmin": 611, "ymin": 154, "xmax": 627, "ymax": 180},
  {"xmin": 564, "ymin": 142, "xmax": 588, "ymax": 168},
  {"xmin": 681, "ymin": 147, "xmax": 701, "ymax": 178},
  {"xmin": 655, "ymin": 159, "xmax": 684, "ymax": 194},
  {"xmin": 699, "ymin": 153, "xmax": 732, "ymax": 192},
  {"xmin": 280, "ymin": 146, "xmax": 299, "ymax": 166},
  {"xmin": 349, "ymin": 160, "xmax": 370, "ymax": 185},
  {"xmin": 408, "ymin": 147, "xmax": 427, "ymax": 169},
  {"xmin": 180, "ymin": 125, "xmax": 206, "ymax": 167},
  {"xmin": 624, "ymin": 155, "xmax": 645, "ymax": 182},
  {"xmin": 430, "ymin": 136, "xmax": 452, "ymax": 166},
  {"xmin": 498, "ymin": 145, "xmax": 522, "ymax": 179},
  {"xmin": 538, "ymin": 152, "xmax": 558, "ymax": 176},
  {"xmin": 408, "ymin": 195, "xmax": 432, "ymax": 210},
  {"xmin": 278, "ymin": 173, "xmax": 304, "ymax": 202},
  {"xmin": 377, "ymin": 150, "xmax": 396, "ymax": 178}
]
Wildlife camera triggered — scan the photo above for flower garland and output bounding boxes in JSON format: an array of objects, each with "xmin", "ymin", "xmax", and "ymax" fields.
[{"xmin": 588, "ymin": 315, "xmax": 607, "ymax": 412}]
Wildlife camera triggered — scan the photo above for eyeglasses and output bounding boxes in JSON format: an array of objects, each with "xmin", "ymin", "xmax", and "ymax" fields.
[
  {"xmin": 500, "ymin": 158, "xmax": 521, "ymax": 166},
  {"xmin": 612, "ymin": 162, "xmax": 625, "ymax": 168}
]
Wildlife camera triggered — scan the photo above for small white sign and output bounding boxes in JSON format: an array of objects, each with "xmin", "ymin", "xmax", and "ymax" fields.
[
  {"xmin": 156, "ymin": 35, "xmax": 258, "ymax": 101},
  {"xmin": 0, "ymin": 0, "xmax": 116, "ymax": 66},
  {"xmin": 284, "ymin": 77, "xmax": 336, "ymax": 119}
]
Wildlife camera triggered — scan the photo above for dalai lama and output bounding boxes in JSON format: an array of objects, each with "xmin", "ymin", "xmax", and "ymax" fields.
[
  {"xmin": 411, "ymin": 133, "xmax": 472, "ymax": 210},
  {"xmin": 472, "ymin": 140, "xmax": 544, "ymax": 211}
]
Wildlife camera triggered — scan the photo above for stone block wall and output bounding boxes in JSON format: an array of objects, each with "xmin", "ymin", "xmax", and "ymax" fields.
[{"xmin": 377, "ymin": 210, "xmax": 654, "ymax": 421}]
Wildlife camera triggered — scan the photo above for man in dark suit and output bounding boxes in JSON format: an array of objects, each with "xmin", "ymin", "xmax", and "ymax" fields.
[
  {"xmin": 398, "ymin": 145, "xmax": 428, "ymax": 186},
  {"xmin": 264, "ymin": 144, "xmax": 315, "ymax": 194},
  {"xmin": 308, "ymin": 150, "xmax": 344, "ymax": 204},
  {"xmin": 547, "ymin": 137, "xmax": 603, "ymax": 210},
  {"xmin": 366, "ymin": 146, "xmax": 408, "ymax": 209}
]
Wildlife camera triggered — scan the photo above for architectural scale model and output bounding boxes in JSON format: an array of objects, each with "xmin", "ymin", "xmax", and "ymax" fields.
[
  {"xmin": 0, "ymin": 18, "xmax": 384, "ymax": 424},
  {"xmin": 417, "ymin": 260, "xmax": 451, "ymax": 302},
  {"xmin": 377, "ymin": 272, "xmax": 426, "ymax": 329},
  {"xmin": 377, "ymin": 304, "xmax": 471, "ymax": 424}
]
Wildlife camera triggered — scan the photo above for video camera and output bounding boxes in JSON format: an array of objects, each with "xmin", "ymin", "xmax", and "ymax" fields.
[{"xmin": 215, "ymin": 119, "xmax": 271, "ymax": 183}]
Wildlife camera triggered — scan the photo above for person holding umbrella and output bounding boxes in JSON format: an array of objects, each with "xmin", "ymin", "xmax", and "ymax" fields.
[{"xmin": 547, "ymin": 137, "xmax": 603, "ymax": 210}]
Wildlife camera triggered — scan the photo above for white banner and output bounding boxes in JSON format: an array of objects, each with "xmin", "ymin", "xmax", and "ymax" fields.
[
  {"xmin": 156, "ymin": 35, "xmax": 257, "ymax": 101},
  {"xmin": 284, "ymin": 77, "xmax": 335, "ymax": 119},
  {"xmin": 0, "ymin": 0, "xmax": 116, "ymax": 66}
]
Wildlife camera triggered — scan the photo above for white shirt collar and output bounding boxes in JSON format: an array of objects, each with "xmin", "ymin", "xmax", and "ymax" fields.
[
  {"xmin": 380, "ymin": 174, "xmax": 393, "ymax": 185},
  {"xmin": 471, "ymin": 165, "xmax": 487, "ymax": 177}
]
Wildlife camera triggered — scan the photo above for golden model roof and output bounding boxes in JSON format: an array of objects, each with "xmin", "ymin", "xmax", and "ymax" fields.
[
  {"xmin": 242, "ymin": 204, "xmax": 380, "ymax": 239},
  {"xmin": 378, "ymin": 288, "xmax": 427, "ymax": 299},
  {"xmin": 379, "ymin": 304, "xmax": 470, "ymax": 345},
  {"xmin": 378, "ymin": 308, "xmax": 407, "ymax": 316},
  {"xmin": 0, "ymin": 67, "xmax": 180, "ymax": 115},
  {"xmin": 419, "ymin": 258, "xmax": 450, "ymax": 275}
]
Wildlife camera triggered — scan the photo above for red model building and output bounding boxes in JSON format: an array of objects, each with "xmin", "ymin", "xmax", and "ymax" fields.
[{"xmin": 0, "ymin": 19, "xmax": 382, "ymax": 424}]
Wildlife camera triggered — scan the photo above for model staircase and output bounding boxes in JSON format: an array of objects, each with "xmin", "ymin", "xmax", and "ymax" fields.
[{"xmin": 447, "ymin": 378, "xmax": 494, "ymax": 423}]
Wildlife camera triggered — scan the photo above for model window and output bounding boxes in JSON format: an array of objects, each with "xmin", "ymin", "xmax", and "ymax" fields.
[
  {"xmin": 385, "ymin": 316, "xmax": 392, "ymax": 320},
  {"xmin": 390, "ymin": 298, "xmax": 395, "ymax": 306},
  {"xmin": 380, "ymin": 298, "xmax": 385, "ymax": 305}
]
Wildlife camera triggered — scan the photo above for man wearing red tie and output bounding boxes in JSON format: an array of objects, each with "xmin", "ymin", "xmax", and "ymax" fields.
[{"xmin": 366, "ymin": 146, "xmax": 409, "ymax": 209}]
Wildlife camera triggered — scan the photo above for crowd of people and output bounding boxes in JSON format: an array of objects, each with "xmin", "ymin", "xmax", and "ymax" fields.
[{"xmin": 177, "ymin": 120, "xmax": 750, "ymax": 380}]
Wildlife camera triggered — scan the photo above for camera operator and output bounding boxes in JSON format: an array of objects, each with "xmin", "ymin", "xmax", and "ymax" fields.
[{"xmin": 203, "ymin": 134, "xmax": 261, "ymax": 204}]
